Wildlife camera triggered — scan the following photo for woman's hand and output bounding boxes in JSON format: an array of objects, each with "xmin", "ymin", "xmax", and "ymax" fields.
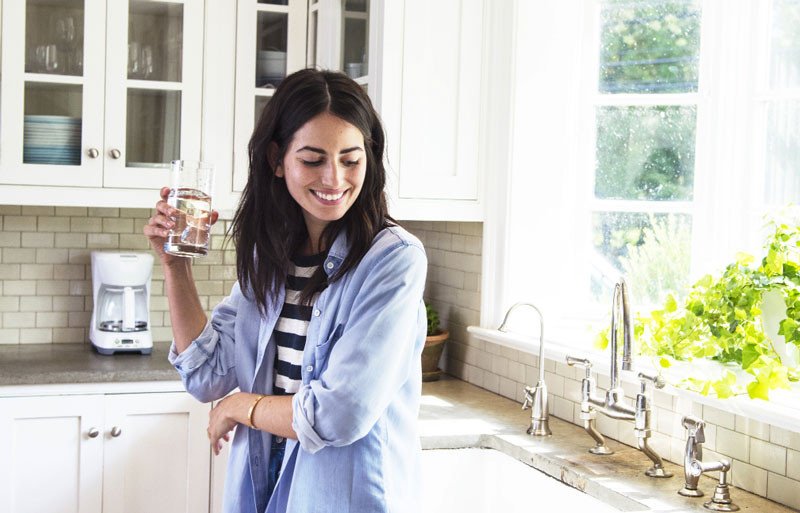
[
  {"xmin": 207, "ymin": 392, "xmax": 255, "ymax": 456},
  {"xmin": 143, "ymin": 186, "xmax": 219, "ymax": 265}
]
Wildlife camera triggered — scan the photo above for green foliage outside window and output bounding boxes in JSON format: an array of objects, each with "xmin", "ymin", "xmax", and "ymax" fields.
[{"xmin": 599, "ymin": 0, "xmax": 701, "ymax": 93}]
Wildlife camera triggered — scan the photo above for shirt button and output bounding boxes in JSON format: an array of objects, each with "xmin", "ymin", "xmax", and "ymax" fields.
[
  {"xmin": 313, "ymin": 309, "xmax": 321, "ymax": 317},
  {"xmin": 325, "ymin": 261, "xmax": 334, "ymax": 269},
  {"xmin": 306, "ymin": 365, "xmax": 314, "ymax": 373}
]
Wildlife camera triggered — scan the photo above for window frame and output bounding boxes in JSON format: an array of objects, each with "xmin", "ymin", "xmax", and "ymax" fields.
[{"xmin": 482, "ymin": 0, "xmax": 787, "ymax": 335}]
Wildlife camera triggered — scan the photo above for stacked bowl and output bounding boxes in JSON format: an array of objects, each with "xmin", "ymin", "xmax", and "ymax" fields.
[{"xmin": 23, "ymin": 115, "xmax": 82, "ymax": 165}]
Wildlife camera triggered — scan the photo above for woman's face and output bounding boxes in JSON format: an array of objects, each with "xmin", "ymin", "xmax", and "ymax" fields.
[{"xmin": 276, "ymin": 112, "xmax": 367, "ymax": 241}]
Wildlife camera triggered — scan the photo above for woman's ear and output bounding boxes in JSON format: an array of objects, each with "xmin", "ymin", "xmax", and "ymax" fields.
[{"xmin": 268, "ymin": 142, "xmax": 284, "ymax": 177}]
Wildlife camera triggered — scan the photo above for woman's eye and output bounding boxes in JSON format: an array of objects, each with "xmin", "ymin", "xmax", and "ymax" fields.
[
  {"xmin": 302, "ymin": 159, "xmax": 324, "ymax": 167},
  {"xmin": 344, "ymin": 160, "xmax": 360, "ymax": 167}
]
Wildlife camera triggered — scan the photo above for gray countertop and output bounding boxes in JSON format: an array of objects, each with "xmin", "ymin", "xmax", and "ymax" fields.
[
  {"xmin": 0, "ymin": 344, "xmax": 794, "ymax": 512},
  {"xmin": 420, "ymin": 377, "xmax": 797, "ymax": 513},
  {"xmin": 0, "ymin": 342, "xmax": 179, "ymax": 386}
]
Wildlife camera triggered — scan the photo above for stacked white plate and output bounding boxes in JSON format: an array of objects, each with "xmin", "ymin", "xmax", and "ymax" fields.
[{"xmin": 23, "ymin": 115, "xmax": 82, "ymax": 165}]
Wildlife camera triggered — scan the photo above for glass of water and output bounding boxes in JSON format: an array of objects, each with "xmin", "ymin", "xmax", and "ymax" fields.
[{"xmin": 164, "ymin": 160, "xmax": 214, "ymax": 258}]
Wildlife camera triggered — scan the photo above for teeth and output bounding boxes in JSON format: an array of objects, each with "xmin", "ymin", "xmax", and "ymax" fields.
[{"xmin": 314, "ymin": 190, "xmax": 345, "ymax": 201}]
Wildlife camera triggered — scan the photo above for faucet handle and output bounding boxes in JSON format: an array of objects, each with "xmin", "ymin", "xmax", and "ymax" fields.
[
  {"xmin": 566, "ymin": 356, "xmax": 593, "ymax": 379},
  {"xmin": 638, "ymin": 371, "xmax": 666, "ymax": 392}
]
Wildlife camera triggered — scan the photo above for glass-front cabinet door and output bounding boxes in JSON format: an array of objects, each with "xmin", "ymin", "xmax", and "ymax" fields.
[
  {"xmin": 233, "ymin": 0, "xmax": 307, "ymax": 192},
  {"xmin": 0, "ymin": 0, "xmax": 105, "ymax": 186},
  {"xmin": 103, "ymin": 0, "xmax": 203, "ymax": 188},
  {"xmin": 0, "ymin": 0, "xmax": 203, "ymax": 190},
  {"xmin": 308, "ymin": 0, "xmax": 372, "ymax": 87}
]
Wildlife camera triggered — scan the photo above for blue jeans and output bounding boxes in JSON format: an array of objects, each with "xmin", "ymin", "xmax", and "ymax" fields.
[{"xmin": 266, "ymin": 436, "xmax": 286, "ymax": 501}]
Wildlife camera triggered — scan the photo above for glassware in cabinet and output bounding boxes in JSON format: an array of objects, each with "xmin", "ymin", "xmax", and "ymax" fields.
[
  {"xmin": 123, "ymin": 0, "xmax": 184, "ymax": 170},
  {"xmin": 103, "ymin": 0, "xmax": 203, "ymax": 188}
]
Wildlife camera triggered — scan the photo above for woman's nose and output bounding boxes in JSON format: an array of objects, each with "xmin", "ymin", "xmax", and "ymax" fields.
[{"xmin": 320, "ymin": 161, "xmax": 345, "ymax": 187}]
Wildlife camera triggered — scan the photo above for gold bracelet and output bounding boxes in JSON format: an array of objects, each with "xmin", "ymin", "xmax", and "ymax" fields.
[{"xmin": 247, "ymin": 394, "xmax": 266, "ymax": 430}]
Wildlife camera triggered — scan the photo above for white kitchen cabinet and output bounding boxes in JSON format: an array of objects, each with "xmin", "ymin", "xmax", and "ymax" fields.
[
  {"xmin": 0, "ymin": 391, "xmax": 211, "ymax": 513},
  {"xmin": 258, "ymin": 0, "xmax": 486, "ymax": 221},
  {"xmin": 0, "ymin": 0, "xmax": 204, "ymax": 206},
  {"xmin": 374, "ymin": 0, "xmax": 486, "ymax": 221}
]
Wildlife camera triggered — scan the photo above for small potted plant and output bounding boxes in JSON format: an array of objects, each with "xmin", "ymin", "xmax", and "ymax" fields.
[{"xmin": 422, "ymin": 303, "xmax": 449, "ymax": 381}]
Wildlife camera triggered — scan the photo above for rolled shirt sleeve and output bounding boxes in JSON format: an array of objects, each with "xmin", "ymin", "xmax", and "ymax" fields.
[
  {"xmin": 167, "ymin": 282, "xmax": 243, "ymax": 403},
  {"xmin": 292, "ymin": 242, "xmax": 427, "ymax": 453}
]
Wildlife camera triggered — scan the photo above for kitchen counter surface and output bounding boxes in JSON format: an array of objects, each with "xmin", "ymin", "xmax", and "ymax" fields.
[
  {"xmin": 420, "ymin": 377, "xmax": 797, "ymax": 513},
  {"xmin": 0, "ymin": 345, "xmax": 794, "ymax": 512},
  {"xmin": 0, "ymin": 342, "xmax": 178, "ymax": 386}
]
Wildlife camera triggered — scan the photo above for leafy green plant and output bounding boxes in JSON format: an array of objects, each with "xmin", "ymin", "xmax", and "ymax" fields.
[
  {"xmin": 426, "ymin": 303, "xmax": 441, "ymax": 337},
  {"xmin": 597, "ymin": 213, "xmax": 800, "ymax": 400}
]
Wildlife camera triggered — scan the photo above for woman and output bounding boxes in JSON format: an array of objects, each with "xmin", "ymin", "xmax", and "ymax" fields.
[{"xmin": 144, "ymin": 69, "xmax": 427, "ymax": 513}]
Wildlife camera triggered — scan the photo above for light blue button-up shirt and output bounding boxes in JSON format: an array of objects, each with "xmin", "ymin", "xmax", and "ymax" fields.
[{"xmin": 169, "ymin": 226, "xmax": 427, "ymax": 513}]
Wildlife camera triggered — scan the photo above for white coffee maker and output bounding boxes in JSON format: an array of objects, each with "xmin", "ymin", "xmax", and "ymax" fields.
[{"xmin": 90, "ymin": 252, "xmax": 154, "ymax": 355}]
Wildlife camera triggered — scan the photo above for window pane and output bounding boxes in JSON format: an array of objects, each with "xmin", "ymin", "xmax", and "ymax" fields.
[
  {"xmin": 599, "ymin": 0, "xmax": 701, "ymax": 93},
  {"xmin": 765, "ymin": 100, "xmax": 800, "ymax": 204},
  {"xmin": 595, "ymin": 105, "xmax": 696, "ymax": 200},
  {"xmin": 769, "ymin": 0, "xmax": 800, "ymax": 88},
  {"xmin": 592, "ymin": 212, "xmax": 692, "ymax": 306}
]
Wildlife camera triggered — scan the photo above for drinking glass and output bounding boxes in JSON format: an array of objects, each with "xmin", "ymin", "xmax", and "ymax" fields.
[{"xmin": 163, "ymin": 161, "xmax": 214, "ymax": 257}]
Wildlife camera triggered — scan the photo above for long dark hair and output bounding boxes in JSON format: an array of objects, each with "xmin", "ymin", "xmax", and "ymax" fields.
[{"xmin": 232, "ymin": 68, "xmax": 393, "ymax": 313}]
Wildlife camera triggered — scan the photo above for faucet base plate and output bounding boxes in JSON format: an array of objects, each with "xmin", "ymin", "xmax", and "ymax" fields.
[
  {"xmin": 678, "ymin": 487, "xmax": 704, "ymax": 497},
  {"xmin": 589, "ymin": 445, "xmax": 614, "ymax": 455},
  {"xmin": 645, "ymin": 467, "xmax": 674, "ymax": 478},
  {"xmin": 703, "ymin": 500, "xmax": 739, "ymax": 512},
  {"xmin": 527, "ymin": 422, "xmax": 552, "ymax": 437}
]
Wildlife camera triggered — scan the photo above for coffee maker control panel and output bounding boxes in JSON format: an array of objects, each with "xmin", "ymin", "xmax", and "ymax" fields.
[{"xmin": 115, "ymin": 338, "xmax": 143, "ymax": 348}]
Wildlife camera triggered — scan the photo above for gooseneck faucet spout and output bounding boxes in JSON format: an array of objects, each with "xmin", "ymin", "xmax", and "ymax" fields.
[
  {"xmin": 498, "ymin": 302, "xmax": 551, "ymax": 436},
  {"xmin": 610, "ymin": 277, "xmax": 633, "ymax": 389}
]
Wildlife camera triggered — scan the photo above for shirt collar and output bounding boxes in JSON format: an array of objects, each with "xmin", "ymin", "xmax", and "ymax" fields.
[{"xmin": 323, "ymin": 229, "xmax": 349, "ymax": 276}]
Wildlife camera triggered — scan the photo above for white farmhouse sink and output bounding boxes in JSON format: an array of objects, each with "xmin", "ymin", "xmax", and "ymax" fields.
[{"xmin": 421, "ymin": 448, "xmax": 620, "ymax": 513}]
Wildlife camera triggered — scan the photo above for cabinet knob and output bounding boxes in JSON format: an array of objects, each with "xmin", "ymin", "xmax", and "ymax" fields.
[
  {"xmin": 110, "ymin": 426, "xmax": 122, "ymax": 437},
  {"xmin": 86, "ymin": 148, "xmax": 100, "ymax": 159},
  {"xmin": 109, "ymin": 149, "xmax": 122, "ymax": 159},
  {"xmin": 87, "ymin": 427, "xmax": 100, "ymax": 438}
]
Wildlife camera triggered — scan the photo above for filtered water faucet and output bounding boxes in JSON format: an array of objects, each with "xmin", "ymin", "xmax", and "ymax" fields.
[{"xmin": 498, "ymin": 302, "xmax": 551, "ymax": 436}]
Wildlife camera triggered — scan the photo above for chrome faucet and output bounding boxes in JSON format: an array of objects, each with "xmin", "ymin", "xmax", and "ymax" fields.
[
  {"xmin": 498, "ymin": 302, "xmax": 551, "ymax": 436},
  {"xmin": 679, "ymin": 415, "xmax": 707, "ymax": 497},
  {"xmin": 607, "ymin": 277, "xmax": 635, "ymax": 418},
  {"xmin": 679, "ymin": 415, "xmax": 740, "ymax": 511},
  {"xmin": 565, "ymin": 277, "xmax": 672, "ymax": 478}
]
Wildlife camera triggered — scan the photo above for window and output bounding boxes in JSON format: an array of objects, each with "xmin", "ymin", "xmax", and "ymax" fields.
[{"xmin": 493, "ymin": 0, "xmax": 800, "ymax": 343}]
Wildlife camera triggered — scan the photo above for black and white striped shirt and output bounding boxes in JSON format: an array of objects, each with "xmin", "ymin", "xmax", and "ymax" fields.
[{"xmin": 273, "ymin": 252, "xmax": 326, "ymax": 395}]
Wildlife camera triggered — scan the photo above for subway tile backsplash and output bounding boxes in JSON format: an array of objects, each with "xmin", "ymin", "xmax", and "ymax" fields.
[
  {"xmin": 0, "ymin": 205, "xmax": 235, "ymax": 345},
  {"xmin": 0, "ymin": 209, "xmax": 798, "ymax": 510}
]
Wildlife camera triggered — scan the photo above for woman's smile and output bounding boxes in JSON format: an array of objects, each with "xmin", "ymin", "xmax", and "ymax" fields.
[{"xmin": 311, "ymin": 188, "xmax": 349, "ymax": 204}]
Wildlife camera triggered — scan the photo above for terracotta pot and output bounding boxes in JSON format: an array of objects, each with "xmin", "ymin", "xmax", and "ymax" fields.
[{"xmin": 421, "ymin": 330, "xmax": 449, "ymax": 381}]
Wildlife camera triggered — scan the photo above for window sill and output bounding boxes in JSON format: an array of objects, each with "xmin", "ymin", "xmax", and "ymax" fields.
[{"xmin": 467, "ymin": 326, "xmax": 800, "ymax": 433}]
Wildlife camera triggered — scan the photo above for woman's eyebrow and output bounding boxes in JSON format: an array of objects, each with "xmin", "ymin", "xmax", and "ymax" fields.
[{"xmin": 296, "ymin": 145, "xmax": 364, "ymax": 155}]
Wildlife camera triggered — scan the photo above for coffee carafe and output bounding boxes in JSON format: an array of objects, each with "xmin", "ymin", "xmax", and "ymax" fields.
[{"xmin": 90, "ymin": 252, "xmax": 154, "ymax": 355}]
